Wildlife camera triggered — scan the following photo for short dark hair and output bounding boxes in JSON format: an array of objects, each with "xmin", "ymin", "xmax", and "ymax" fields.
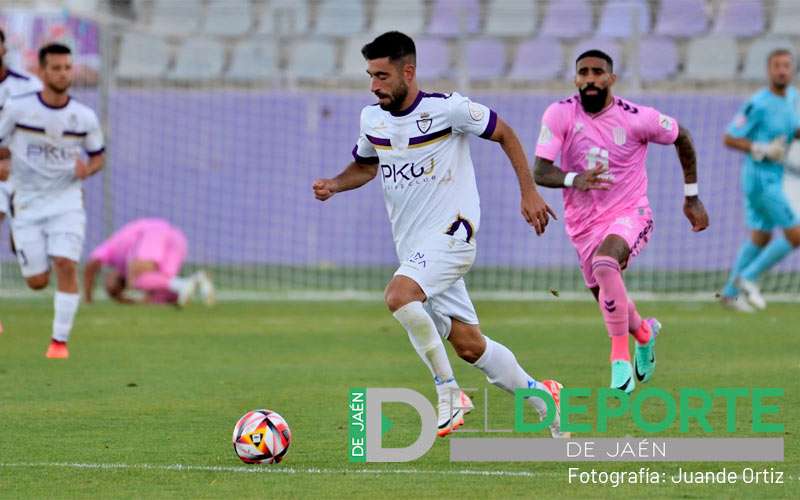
[
  {"xmin": 576, "ymin": 49, "xmax": 614, "ymax": 72},
  {"xmin": 767, "ymin": 48, "xmax": 793, "ymax": 64},
  {"xmin": 361, "ymin": 31, "xmax": 416, "ymax": 65},
  {"xmin": 38, "ymin": 43, "xmax": 71, "ymax": 67}
]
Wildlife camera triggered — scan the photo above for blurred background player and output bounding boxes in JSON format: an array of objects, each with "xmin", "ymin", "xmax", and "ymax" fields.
[
  {"xmin": 314, "ymin": 31, "xmax": 567, "ymax": 438},
  {"xmin": 0, "ymin": 28, "xmax": 42, "ymax": 241},
  {"xmin": 721, "ymin": 49, "xmax": 800, "ymax": 312},
  {"xmin": 83, "ymin": 217, "xmax": 214, "ymax": 306},
  {"xmin": 0, "ymin": 43, "xmax": 104, "ymax": 359},
  {"xmin": 534, "ymin": 50, "xmax": 709, "ymax": 393}
]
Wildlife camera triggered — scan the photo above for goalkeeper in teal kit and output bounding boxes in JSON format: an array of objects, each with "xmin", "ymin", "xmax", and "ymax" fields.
[{"xmin": 721, "ymin": 48, "xmax": 800, "ymax": 311}]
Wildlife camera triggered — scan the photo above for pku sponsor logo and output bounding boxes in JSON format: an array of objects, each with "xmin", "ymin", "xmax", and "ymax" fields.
[{"xmin": 27, "ymin": 143, "xmax": 81, "ymax": 163}]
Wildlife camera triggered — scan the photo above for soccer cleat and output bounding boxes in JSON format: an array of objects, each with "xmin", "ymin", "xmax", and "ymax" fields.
[
  {"xmin": 177, "ymin": 274, "xmax": 201, "ymax": 307},
  {"xmin": 634, "ymin": 318, "xmax": 660, "ymax": 383},
  {"xmin": 539, "ymin": 379, "xmax": 571, "ymax": 439},
  {"xmin": 720, "ymin": 295, "xmax": 755, "ymax": 313},
  {"xmin": 196, "ymin": 270, "xmax": 216, "ymax": 306},
  {"xmin": 610, "ymin": 360, "xmax": 635, "ymax": 394},
  {"xmin": 737, "ymin": 278, "xmax": 766, "ymax": 310},
  {"xmin": 45, "ymin": 340, "xmax": 69, "ymax": 359},
  {"xmin": 436, "ymin": 389, "xmax": 472, "ymax": 437}
]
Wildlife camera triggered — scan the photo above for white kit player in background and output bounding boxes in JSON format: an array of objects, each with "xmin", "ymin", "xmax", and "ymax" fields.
[
  {"xmin": 313, "ymin": 32, "xmax": 569, "ymax": 438},
  {"xmin": 0, "ymin": 28, "xmax": 43, "ymax": 245},
  {"xmin": 0, "ymin": 43, "xmax": 105, "ymax": 359}
]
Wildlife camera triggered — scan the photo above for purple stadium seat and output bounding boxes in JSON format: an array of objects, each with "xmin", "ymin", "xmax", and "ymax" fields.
[
  {"xmin": 427, "ymin": 0, "xmax": 481, "ymax": 37},
  {"xmin": 598, "ymin": 0, "xmax": 651, "ymax": 38},
  {"xmin": 465, "ymin": 38, "xmax": 506, "ymax": 81},
  {"xmin": 540, "ymin": 0, "xmax": 593, "ymax": 39},
  {"xmin": 415, "ymin": 38, "xmax": 451, "ymax": 81},
  {"xmin": 508, "ymin": 38, "xmax": 563, "ymax": 81},
  {"xmin": 571, "ymin": 38, "xmax": 624, "ymax": 75},
  {"xmin": 654, "ymin": 0, "xmax": 709, "ymax": 37},
  {"xmin": 712, "ymin": 0, "xmax": 764, "ymax": 37},
  {"xmin": 635, "ymin": 37, "xmax": 679, "ymax": 82}
]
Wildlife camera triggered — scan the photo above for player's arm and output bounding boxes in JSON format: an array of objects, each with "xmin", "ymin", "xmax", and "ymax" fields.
[
  {"xmin": 0, "ymin": 103, "xmax": 18, "ymax": 181},
  {"xmin": 723, "ymin": 101, "xmax": 785, "ymax": 161},
  {"xmin": 0, "ymin": 148, "xmax": 9, "ymax": 181},
  {"xmin": 76, "ymin": 152, "xmax": 104, "ymax": 180},
  {"xmin": 313, "ymin": 161, "xmax": 378, "ymax": 201},
  {"xmin": 78, "ymin": 111, "xmax": 106, "ymax": 180},
  {"xmin": 488, "ymin": 118, "xmax": 556, "ymax": 234},
  {"xmin": 674, "ymin": 125, "xmax": 709, "ymax": 232},
  {"xmin": 83, "ymin": 259, "xmax": 102, "ymax": 303},
  {"xmin": 533, "ymin": 156, "xmax": 611, "ymax": 191}
]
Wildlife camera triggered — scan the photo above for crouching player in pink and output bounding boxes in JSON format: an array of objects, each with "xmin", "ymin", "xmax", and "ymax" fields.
[
  {"xmin": 83, "ymin": 218, "xmax": 214, "ymax": 306},
  {"xmin": 533, "ymin": 50, "xmax": 710, "ymax": 392}
]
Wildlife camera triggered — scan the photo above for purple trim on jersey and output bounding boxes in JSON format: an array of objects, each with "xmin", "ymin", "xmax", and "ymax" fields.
[
  {"xmin": 480, "ymin": 109, "xmax": 498, "ymax": 139},
  {"xmin": 390, "ymin": 91, "xmax": 424, "ymax": 117},
  {"xmin": 16, "ymin": 123, "xmax": 45, "ymax": 134},
  {"xmin": 408, "ymin": 127, "xmax": 452, "ymax": 145},
  {"xmin": 63, "ymin": 130, "xmax": 88, "ymax": 138},
  {"xmin": 351, "ymin": 145, "xmax": 378, "ymax": 164},
  {"xmin": 37, "ymin": 92, "xmax": 71, "ymax": 110},
  {"xmin": 0, "ymin": 69, "xmax": 30, "ymax": 84},
  {"xmin": 87, "ymin": 147, "xmax": 105, "ymax": 157},
  {"xmin": 365, "ymin": 134, "xmax": 391, "ymax": 147}
]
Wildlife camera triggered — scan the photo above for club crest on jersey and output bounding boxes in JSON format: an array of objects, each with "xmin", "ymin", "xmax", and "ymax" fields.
[
  {"xmin": 538, "ymin": 124, "xmax": 553, "ymax": 145},
  {"xmin": 468, "ymin": 102, "xmax": 484, "ymax": 121},
  {"xmin": 613, "ymin": 127, "xmax": 626, "ymax": 146},
  {"xmin": 659, "ymin": 114, "xmax": 673, "ymax": 131},
  {"xmin": 416, "ymin": 113, "xmax": 432, "ymax": 134}
]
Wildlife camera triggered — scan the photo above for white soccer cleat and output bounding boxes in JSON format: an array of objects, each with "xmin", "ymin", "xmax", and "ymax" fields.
[
  {"xmin": 720, "ymin": 295, "xmax": 755, "ymax": 313},
  {"xmin": 196, "ymin": 270, "xmax": 216, "ymax": 306},
  {"xmin": 177, "ymin": 274, "xmax": 201, "ymax": 307},
  {"xmin": 737, "ymin": 278, "xmax": 766, "ymax": 310},
  {"xmin": 437, "ymin": 389, "xmax": 472, "ymax": 437},
  {"xmin": 539, "ymin": 379, "xmax": 571, "ymax": 439}
]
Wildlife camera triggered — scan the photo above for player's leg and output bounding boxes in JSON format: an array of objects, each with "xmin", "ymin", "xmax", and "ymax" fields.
[
  {"xmin": 44, "ymin": 211, "xmax": 86, "ymax": 359},
  {"xmin": 738, "ymin": 186, "xmax": 800, "ymax": 309},
  {"xmin": 129, "ymin": 229, "xmax": 197, "ymax": 306},
  {"xmin": 10, "ymin": 217, "xmax": 50, "ymax": 290}
]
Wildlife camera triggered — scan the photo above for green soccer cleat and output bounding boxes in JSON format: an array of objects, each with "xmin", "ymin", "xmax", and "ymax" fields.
[
  {"xmin": 634, "ymin": 318, "xmax": 661, "ymax": 383},
  {"xmin": 610, "ymin": 360, "xmax": 635, "ymax": 394}
]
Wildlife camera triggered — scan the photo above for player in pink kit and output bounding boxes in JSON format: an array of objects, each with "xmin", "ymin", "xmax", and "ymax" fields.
[
  {"xmin": 83, "ymin": 218, "xmax": 214, "ymax": 306},
  {"xmin": 534, "ymin": 50, "xmax": 709, "ymax": 392}
]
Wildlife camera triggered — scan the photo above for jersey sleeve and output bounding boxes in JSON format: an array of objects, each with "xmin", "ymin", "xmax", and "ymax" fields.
[
  {"xmin": 351, "ymin": 109, "xmax": 379, "ymax": 165},
  {"xmin": 84, "ymin": 110, "xmax": 105, "ymax": 156},
  {"xmin": 638, "ymin": 105, "xmax": 680, "ymax": 145},
  {"xmin": 0, "ymin": 100, "xmax": 18, "ymax": 146},
  {"xmin": 727, "ymin": 99, "xmax": 762, "ymax": 140},
  {"xmin": 446, "ymin": 92, "xmax": 497, "ymax": 139},
  {"xmin": 534, "ymin": 102, "xmax": 567, "ymax": 161}
]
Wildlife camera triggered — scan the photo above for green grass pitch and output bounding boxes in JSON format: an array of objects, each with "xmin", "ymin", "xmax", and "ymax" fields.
[{"xmin": 0, "ymin": 299, "xmax": 798, "ymax": 498}]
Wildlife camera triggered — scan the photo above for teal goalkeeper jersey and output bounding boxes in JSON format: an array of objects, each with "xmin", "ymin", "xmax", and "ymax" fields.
[{"xmin": 727, "ymin": 86, "xmax": 800, "ymax": 172}]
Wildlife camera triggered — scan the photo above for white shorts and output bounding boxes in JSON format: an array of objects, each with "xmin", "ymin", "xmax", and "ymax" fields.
[
  {"xmin": 0, "ymin": 181, "xmax": 10, "ymax": 215},
  {"xmin": 11, "ymin": 209, "xmax": 86, "ymax": 277},
  {"xmin": 395, "ymin": 232, "xmax": 479, "ymax": 339}
]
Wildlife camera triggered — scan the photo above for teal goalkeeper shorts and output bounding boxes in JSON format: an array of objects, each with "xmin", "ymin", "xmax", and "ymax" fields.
[{"xmin": 742, "ymin": 165, "xmax": 799, "ymax": 231}]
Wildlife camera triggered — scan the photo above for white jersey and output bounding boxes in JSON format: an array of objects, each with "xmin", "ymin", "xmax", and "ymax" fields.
[
  {"xmin": 0, "ymin": 92, "xmax": 104, "ymax": 217},
  {"xmin": 0, "ymin": 68, "xmax": 42, "ymax": 109},
  {"xmin": 353, "ymin": 91, "xmax": 497, "ymax": 259}
]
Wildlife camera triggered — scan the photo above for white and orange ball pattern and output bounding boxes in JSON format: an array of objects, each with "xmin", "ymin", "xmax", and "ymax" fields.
[{"xmin": 232, "ymin": 409, "xmax": 291, "ymax": 464}]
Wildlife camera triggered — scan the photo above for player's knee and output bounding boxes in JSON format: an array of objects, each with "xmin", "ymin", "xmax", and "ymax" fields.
[
  {"xmin": 384, "ymin": 289, "xmax": 411, "ymax": 313},
  {"xmin": 453, "ymin": 342, "xmax": 481, "ymax": 364},
  {"xmin": 26, "ymin": 274, "xmax": 49, "ymax": 290}
]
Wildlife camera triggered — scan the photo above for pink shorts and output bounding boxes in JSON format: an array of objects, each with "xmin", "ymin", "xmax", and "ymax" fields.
[
  {"xmin": 571, "ymin": 206, "xmax": 654, "ymax": 288},
  {"xmin": 129, "ymin": 227, "xmax": 187, "ymax": 278}
]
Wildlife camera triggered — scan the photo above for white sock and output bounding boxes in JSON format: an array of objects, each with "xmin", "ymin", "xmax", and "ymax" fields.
[
  {"xmin": 168, "ymin": 277, "xmax": 189, "ymax": 293},
  {"xmin": 473, "ymin": 335, "xmax": 548, "ymax": 414},
  {"xmin": 393, "ymin": 301, "xmax": 455, "ymax": 385},
  {"xmin": 52, "ymin": 291, "xmax": 79, "ymax": 343}
]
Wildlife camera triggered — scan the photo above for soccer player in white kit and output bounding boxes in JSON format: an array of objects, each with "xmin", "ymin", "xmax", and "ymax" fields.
[
  {"xmin": 313, "ymin": 32, "xmax": 568, "ymax": 438},
  {"xmin": 0, "ymin": 29, "xmax": 43, "ymax": 240},
  {"xmin": 0, "ymin": 43, "xmax": 105, "ymax": 359}
]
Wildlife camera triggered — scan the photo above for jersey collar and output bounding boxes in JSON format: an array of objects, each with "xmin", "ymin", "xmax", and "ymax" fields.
[
  {"xmin": 390, "ymin": 90, "xmax": 424, "ymax": 117},
  {"xmin": 37, "ymin": 91, "xmax": 71, "ymax": 110}
]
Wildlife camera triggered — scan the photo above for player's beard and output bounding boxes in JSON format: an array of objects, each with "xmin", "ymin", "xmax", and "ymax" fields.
[
  {"xmin": 377, "ymin": 82, "xmax": 409, "ymax": 113},
  {"xmin": 579, "ymin": 84, "xmax": 609, "ymax": 114}
]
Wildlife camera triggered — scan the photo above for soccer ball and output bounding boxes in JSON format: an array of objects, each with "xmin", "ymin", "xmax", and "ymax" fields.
[{"xmin": 232, "ymin": 409, "xmax": 292, "ymax": 464}]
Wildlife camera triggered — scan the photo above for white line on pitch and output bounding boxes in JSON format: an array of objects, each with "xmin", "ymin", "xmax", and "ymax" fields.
[{"xmin": 0, "ymin": 462, "xmax": 539, "ymax": 478}]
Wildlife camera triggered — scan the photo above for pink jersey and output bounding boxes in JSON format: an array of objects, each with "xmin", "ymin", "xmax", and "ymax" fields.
[
  {"xmin": 535, "ymin": 95, "xmax": 679, "ymax": 239},
  {"xmin": 90, "ymin": 218, "xmax": 185, "ymax": 276}
]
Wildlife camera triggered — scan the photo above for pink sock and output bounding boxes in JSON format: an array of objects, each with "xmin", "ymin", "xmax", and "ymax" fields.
[
  {"xmin": 592, "ymin": 256, "xmax": 630, "ymax": 361},
  {"xmin": 134, "ymin": 272, "xmax": 171, "ymax": 292},
  {"xmin": 631, "ymin": 318, "xmax": 652, "ymax": 345}
]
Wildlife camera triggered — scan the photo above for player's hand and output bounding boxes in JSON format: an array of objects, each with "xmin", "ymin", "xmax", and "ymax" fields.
[
  {"xmin": 0, "ymin": 160, "xmax": 9, "ymax": 182},
  {"xmin": 683, "ymin": 196, "xmax": 709, "ymax": 232},
  {"xmin": 521, "ymin": 190, "xmax": 557, "ymax": 236},
  {"xmin": 574, "ymin": 165, "xmax": 613, "ymax": 191},
  {"xmin": 75, "ymin": 158, "xmax": 91, "ymax": 180},
  {"xmin": 751, "ymin": 136, "xmax": 787, "ymax": 162},
  {"xmin": 313, "ymin": 178, "xmax": 338, "ymax": 201}
]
